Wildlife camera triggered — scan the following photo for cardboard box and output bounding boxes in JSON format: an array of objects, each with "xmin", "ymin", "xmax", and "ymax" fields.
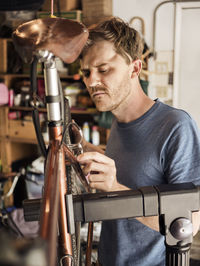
[
  {"xmin": 42, "ymin": 0, "xmax": 81, "ymax": 12},
  {"xmin": 82, "ymin": 0, "xmax": 112, "ymax": 25}
]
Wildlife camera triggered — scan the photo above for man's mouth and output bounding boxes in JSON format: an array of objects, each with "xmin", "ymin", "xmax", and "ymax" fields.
[{"xmin": 92, "ymin": 91, "xmax": 107, "ymax": 98}]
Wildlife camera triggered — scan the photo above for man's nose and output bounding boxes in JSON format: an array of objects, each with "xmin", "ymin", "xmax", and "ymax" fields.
[{"xmin": 87, "ymin": 71, "xmax": 101, "ymax": 87}]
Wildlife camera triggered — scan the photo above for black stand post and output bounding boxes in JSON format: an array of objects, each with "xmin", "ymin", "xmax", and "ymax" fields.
[{"xmin": 166, "ymin": 244, "xmax": 191, "ymax": 266}]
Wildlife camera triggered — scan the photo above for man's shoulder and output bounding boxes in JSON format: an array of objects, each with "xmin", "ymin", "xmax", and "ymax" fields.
[{"xmin": 157, "ymin": 101, "xmax": 192, "ymax": 124}]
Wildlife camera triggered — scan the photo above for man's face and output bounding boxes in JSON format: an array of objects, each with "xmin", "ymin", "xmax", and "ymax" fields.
[{"xmin": 80, "ymin": 40, "xmax": 134, "ymax": 112}]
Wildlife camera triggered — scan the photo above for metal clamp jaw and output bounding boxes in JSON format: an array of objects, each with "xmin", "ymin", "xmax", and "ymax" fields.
[
  {"xmin": 156, "ymin": 183, "xmax": 199, "ymax": 245},
  {"xmin": 155, "ymin": 183, "xmax": 200, "ymax": 265}
]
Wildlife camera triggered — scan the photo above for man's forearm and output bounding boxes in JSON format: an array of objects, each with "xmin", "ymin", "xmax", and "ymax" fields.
[{"xmin": 136, "ymin": 216, "xmax": 159, "ymax": 232}]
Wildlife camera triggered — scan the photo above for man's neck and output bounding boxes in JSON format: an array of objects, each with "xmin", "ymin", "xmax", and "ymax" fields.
[{"xmin": 112, "ymin": 86, "xmax": 155, "ymax": 123}]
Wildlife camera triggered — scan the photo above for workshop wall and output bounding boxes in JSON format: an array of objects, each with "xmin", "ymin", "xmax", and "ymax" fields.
[
  {"xmin": 113, "ymin": 0, "xmax": 200, "ymax": 128},
  {"xmin": 113, "ymin": 0, "xmax": 173, "ymax": 49},
  {"xmin": 113, "ymin": 0, "xmax": 174, "ymax": 104}
]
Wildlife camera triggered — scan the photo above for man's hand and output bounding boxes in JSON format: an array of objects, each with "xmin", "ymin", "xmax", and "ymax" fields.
[{"xmin": 77, "ymin": 152, "xmax": 127, "ymax": 191}]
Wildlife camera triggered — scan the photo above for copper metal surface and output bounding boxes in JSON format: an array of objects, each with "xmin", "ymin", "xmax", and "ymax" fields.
[
  {"xmin": 58, "ymin": 145, "xmax": 73, "ymax": 265},
  {"xmin": 86, "ymin": 222, "xmax": 94, "ymax": 266},
  {"xmin": 39, "ymin": 140, "xmax": 60, "ymax": 266},
  {"xmin": 40, "ymin": 125, "xmax": 73, "ymax": 266},
  {"xmin": 49, "ymin": 124, "xmax": 63, "ymax": 141},
  {"xmin": 12, "ymin": 17, "xmax": 88, "ymax": 63}
]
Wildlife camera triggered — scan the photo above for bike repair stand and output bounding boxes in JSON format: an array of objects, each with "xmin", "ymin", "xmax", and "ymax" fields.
[
  {"xmin": 71, "ymin": 182, "xmax": 200, "ymax": 266},
  {"xmin": 24, "ymin": 183, "xmax": 200, "ymax": 266}
]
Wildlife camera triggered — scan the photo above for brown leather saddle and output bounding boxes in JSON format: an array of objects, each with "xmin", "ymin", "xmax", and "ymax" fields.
[{"xmin": 12, "ymin": 17, "xmax": 88, "ymax": 64}]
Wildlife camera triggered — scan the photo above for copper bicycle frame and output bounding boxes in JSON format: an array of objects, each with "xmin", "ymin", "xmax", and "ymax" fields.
[
  {"xmin": 39, "ymin": 125, "xmax": 73, "ymax": 266},
  {"xmin": 37, "ymin": 55, "xmax": 93, "ymax": 266}
]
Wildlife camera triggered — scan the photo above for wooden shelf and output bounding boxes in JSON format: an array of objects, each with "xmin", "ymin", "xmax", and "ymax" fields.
[
  {"xmin": 0, "ymin": 73, "xmax": 80, "ymax": 80},
  {"xmin": 0, "ymin": 73, "xmax": 30, "ymax": 78},
  {"xmin": 9, "ymin": 106, "xmax": 47, "ymax": 112},
  {"xmin": 0, "ymin": 38, "xmax": 12, "ymax": 41},
  {"xmin": 9, "ymin": 106, "xmax": 98, "ymax": 115}
]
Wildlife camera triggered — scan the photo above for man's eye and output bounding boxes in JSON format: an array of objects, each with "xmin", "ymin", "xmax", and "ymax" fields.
[
  {"xmin": 99, "ymin": 69, "xmax": 108, "ymax": 73},
  {"xmin": 82, "ymin": 70, "xmax": 90, "ymax": 78}
]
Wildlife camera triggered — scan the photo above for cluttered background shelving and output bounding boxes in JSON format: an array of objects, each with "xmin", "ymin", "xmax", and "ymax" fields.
[
  {"xmin": 0, "ymin": 27, "xmax": 109, "ymax": 175},
  {"xmin": 0, "ymin": 4, "xmax": 111, "ymax": 263}
]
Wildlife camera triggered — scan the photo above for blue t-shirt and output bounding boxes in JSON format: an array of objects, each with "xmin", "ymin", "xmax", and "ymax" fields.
[{"xmin": 98, "ymin": 100, "xmax": 200, "ymax": 266}]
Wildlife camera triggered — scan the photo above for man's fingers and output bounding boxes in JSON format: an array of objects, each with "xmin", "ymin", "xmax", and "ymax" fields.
[
  {"xmin": 77, "ymin": 152, "xmax": 112, "ymax": 163},
  {"xmin": 82, "ymin": 161, "xmax": 108, "ymax": 175},
  {"xmin": 88, "ymin": 173, "xmax": 105, "ymax": 182},
  {"xmin": 77, "ymin": 151, "xmax": 117, "ymax": 192}
]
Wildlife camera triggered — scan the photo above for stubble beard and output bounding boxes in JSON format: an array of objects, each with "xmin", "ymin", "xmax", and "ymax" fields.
[
  {"xmin": 94, "ymin": 91, "xmax": 129, "ymax": 113},
  {"xmin": 98, "ymin": 80, "xmax": 132, "ymax": 113},
  {"xmin": 92, "ymin": 74, "xmax": 133, "ymax": 113}
]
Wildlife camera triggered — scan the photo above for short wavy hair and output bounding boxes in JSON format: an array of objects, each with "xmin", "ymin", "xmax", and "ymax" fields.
[{"xmin": 81, "ymin": 17, "xmax": 144, "ymax": 63}]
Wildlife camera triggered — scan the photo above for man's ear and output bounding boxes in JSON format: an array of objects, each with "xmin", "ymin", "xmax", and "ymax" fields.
[{"xmin": 131, "ymin": 59, "xmax": 142, "ymax": 78}]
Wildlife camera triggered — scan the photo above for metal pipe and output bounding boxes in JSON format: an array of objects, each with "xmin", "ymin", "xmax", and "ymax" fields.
[
  {"xmin": 38, "ymin": 50, "xmax": 62, "ymax": 122},
  {"xmin": 152, "ymin": 0, "xmax": 200, "ymax": 59},
  {"xmin": 39, "ymin": 140, "xmax": 60, "ymax": 266},
  {"xmin": 153, "ymin": 0, "xmax": 175, "ymax": 59},
  {"xmin": 58, "ymin": 146, "xmax": 73, "ymax": 266},
  {"xmin": 44, "ymin": 59, "xmax": 62, "ymax": 122}
]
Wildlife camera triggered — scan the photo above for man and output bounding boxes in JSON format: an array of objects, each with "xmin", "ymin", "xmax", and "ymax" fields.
[{"xmin": 77, "ymin": 17, "xmax": 200, "ymax": 265}]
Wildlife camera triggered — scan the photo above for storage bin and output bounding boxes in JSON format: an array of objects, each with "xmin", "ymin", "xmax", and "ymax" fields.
[{"xmin": 82, "ymin": 0, "xmax": 112, "ymax": 25}]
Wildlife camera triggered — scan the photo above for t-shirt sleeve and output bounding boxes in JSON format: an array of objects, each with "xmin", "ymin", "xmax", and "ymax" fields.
[{"xmin": 163, "ymin": 117, "xmax": 200, "ymax": 185}]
